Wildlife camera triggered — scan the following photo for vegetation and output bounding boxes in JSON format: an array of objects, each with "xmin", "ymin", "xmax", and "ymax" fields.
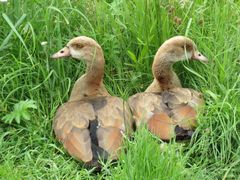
[{"xmin": 0, "ymin": 0, "xmax": 239, "ymax": 179}]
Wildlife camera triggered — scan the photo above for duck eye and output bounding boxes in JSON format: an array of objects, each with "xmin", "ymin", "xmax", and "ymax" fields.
[
  {"xmin": 60, "ymin": 50, "xmax": 64, "ymax": 53},
  {"xmin": 198, "ymin": 53, "xmax": 201, "ymax": 56}
]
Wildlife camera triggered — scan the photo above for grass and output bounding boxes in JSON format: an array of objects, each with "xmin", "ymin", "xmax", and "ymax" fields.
[{"xmin": 0, "ymin": 0, "xmax": 240, "ymax": 179}]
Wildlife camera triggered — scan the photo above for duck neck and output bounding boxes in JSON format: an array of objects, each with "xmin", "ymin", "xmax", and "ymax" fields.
[
  {"xmin": 152, "ymin": 54, "xmax": 175, "ymax": 90},
  {"xmin": 84, "ymin": 51, "xmax": 105, "ymax": 85},
  {"xmin": 69, "ymin": 48, "xmax": 107, "ymax": 102}
]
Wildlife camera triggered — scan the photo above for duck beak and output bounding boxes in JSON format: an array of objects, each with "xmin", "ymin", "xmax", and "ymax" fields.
[
  {"xmin": 191, "ymin": 50, "xmax": 208, "ymax": 63},
  {"xmin": 51, "ymin": 47, "xmax": 71, "ymax": 59}
]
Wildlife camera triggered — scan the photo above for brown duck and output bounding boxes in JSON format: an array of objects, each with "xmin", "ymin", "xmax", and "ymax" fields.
[
  {"xmin": 51, "ymin": 36, "xmax": 132, "ymax": 168},
  {"xmin": 128, "ymin": 36, "xmax": 208, "ymax": 140}
]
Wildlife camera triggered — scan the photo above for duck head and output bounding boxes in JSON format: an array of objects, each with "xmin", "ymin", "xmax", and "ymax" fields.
[
  {"xmin": 51, "ymin": 36, "xmax": 103, "ymax": 63},
  {"xmin": 155, "ymin": 36, "xmax": 208, "ymax": 63}
]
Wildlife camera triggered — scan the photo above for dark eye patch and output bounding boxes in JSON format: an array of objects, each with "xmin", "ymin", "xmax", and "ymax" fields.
[
  {"xmin": 72, "ymin": 43, "xmax": 84, "ymax": 49},
  {"xmin": 182, "ymin": 43, "xmax": 192, "ymax": 51}
]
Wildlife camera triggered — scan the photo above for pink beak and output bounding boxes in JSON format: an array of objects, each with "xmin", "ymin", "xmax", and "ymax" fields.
[
  {"xmin": 51, "ymin": 47, "xmax": 71, "ymax": 59},
  {"xmin": 191, "ymin": 50, "xmax": 208, "ymax": 63}
]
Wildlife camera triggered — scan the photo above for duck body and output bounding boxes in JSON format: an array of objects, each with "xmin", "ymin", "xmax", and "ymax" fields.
[
  {"xmin": 129, "ymin": 36, "xmax": 208, "ymax": 140},
  {"xmin": 54, "ymin": 96, "xmax": 132, "ymax": 164},
  {"xmin": 51, "ymin": 36, "xmax": 133, "ymax": 168},
  {"xmin": 128, "ymin": 88, "xmax": 204, "ymax": 140}
]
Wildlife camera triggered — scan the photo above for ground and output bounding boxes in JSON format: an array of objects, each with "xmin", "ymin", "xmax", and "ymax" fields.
[{"xmin": 0, "ymin": 0, "xmax": 239, "ymax": 179}]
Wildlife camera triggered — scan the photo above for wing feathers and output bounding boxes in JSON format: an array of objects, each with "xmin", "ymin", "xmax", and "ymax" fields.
[
  {"xmin": 63, "ymin": 128, "xmax": 93, "ymax": 162},
  {"xmin": 147, "ymin": 112, "xmax": 175, "ymax": 140},
  {"xmin": 97, "ymin": 127, "xmax": 123, "ymax": 159},
  {"xmin": 129, "ymin": 87, "xmax": 204, "ymax": 140}
]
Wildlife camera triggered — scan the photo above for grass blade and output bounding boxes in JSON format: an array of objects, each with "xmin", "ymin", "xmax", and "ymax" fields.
[{"xmin": 2, "ymin": 13, "xmax": 34, "ymax": 65}]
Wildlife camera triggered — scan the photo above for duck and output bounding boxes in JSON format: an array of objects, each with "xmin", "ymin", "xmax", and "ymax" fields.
[
  {"xmin": 128, "ymin": 36, "xmax": 208, "ymax": 140},
  {"xmin": 51, "ymin": 36, "xmax": 133, "ymax": 169}
]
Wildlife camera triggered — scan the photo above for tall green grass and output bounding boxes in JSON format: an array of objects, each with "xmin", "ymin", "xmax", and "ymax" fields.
[{"xmin": 0, "ymin": 0, "xmax": 239, "ymax": 179}]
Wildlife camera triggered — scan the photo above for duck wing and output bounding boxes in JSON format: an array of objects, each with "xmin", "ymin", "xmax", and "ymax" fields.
[
  {"xmin": 128, "ymin": 88, "xmax": 204, "ymax": 140},
  {"xmin": 53, "ymin": 101, "xmax": 95, "ymax": 162},
  {"xmin": 91, "ymin": 97, "xmax": 133, "ymax": 159},
  {"xmin": 53, "ymin": 96, "xmax": 133, "ymax": 165},
  {"xmin": 162, "ymin": 88, "xmax": 204, "ymax": 129}
]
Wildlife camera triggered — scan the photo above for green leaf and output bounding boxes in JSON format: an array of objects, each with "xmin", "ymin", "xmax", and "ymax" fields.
[
  {"xmin": 205, "ymin": 90, "xmax": 219, "ymax": 100},
  {"xmin": 2, "ymin": 99, "xmax": 37, "ymax": 125},
  {"xmin": 15, "ymin": 114, "xmax": 21, "ymax": 124},
  {"xmin": 21, "ymin": 111, "xmax": 31, "ymax": 121},
  {"xmin": 2, "ymin": 114, "xmax": 14, "ymax": 124},
  {"xmin": 127, "ymin": 50, "xmax": 137, "ymax": 62}
]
